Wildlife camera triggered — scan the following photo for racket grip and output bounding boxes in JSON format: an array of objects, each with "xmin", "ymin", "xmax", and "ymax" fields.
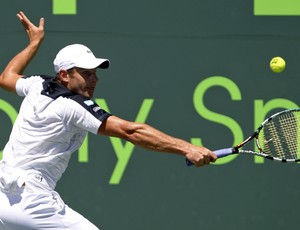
[
  {"xmin": 214, "ymin": 148, "xmax": 235, "ymax": 158},
  {"xmin": 186, "ymin": 159, "xmax": 194, "ymax": 166},
  {"xmin": 185, "ymin": 148, "xmax": 234, "ymax": 166}
]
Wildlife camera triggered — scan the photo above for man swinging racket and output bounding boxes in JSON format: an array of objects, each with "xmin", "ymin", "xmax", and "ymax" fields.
[{"xmin": 0, "ymin": 11, "xmax": 217, "ymax": 230}]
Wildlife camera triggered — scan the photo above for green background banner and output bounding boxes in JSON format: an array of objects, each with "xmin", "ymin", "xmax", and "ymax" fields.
[
  {"xmin": 254, "ymin": 0, "xmax": 300, "ymax": 15},
  {"xmin": 0, "ymin": 0, "xmax": 299, "ymax": 229}
]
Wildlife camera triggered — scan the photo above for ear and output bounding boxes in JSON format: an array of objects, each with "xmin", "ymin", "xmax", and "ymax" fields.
[{"xmin": 58, "ymin": 70, "xmax": 69, "ymax": 83}]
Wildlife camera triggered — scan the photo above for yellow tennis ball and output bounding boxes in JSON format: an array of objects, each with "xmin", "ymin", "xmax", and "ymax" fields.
[{"xmin": 270, "ymin": 57, "xmax": 286, "ymax": 73}]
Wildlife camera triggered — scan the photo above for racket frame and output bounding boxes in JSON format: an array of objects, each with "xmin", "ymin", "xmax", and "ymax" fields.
[{"xmin": 186, "ymin": 108, "xmax": 300, "ymax": 166}]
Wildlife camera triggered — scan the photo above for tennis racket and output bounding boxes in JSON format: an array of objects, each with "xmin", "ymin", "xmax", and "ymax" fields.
[{"xmin": 187, "ymin": 108, "xmax": 300, "ymax": 166}]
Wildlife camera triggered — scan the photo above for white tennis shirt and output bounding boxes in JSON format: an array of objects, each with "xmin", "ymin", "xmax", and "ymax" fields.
[{"xmin": 1, "ymin": 75, "xmax": 111, "ymax": 190}]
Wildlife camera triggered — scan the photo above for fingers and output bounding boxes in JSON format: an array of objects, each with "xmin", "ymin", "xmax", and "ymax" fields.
[
  {"xmin": 16, "ymin": 11, "xmax": 44, "ymax": 30},
  {"xmin": 39, "ymin": 18, "xmax": 45, "ymax": 30},
  {"xmin": 194, "ymin": 157, "xmax": 210, "ymax": 167},
  {"xmin": 187, "ymin": 149, "xmax": 217, "ymax": 167},
  {"xmin": 16, "ymin": 11, "xmax": 45, "ymax": 43},
  {"xmin": 209, "ymin": 151, "xmax": 218, "ymax": 162},
  {"xmin": 16, "ymin": 11, "xmax": 32, "ymax": 32},
  {"xmin": 17, "ymin": 11, "xmax": 31, "ymax": 23},
  {"xmin": 17, "ymin": 12, "xmax": 28, "ymax": 29},
  {"xmin": 17, "ymin": 11, "xmax": 30, "ymax": 25},
  {"xmin": 16, "ymin": 13, "xmax": 22, "ymax": 20}
]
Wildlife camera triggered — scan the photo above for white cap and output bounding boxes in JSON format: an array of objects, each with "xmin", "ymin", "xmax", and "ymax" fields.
[{"xmin": 53, "ymin": 44, "xmax": 110, "ymax": 73}]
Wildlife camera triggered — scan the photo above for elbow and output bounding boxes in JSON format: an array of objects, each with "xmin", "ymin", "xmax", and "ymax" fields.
[
  {"xmin": 0, "ymin": 72, "xmax": 19, "ymax": 93},
  {"xmin": 0, "ymin": 73, "xmax": 5, "ymax": 88}
]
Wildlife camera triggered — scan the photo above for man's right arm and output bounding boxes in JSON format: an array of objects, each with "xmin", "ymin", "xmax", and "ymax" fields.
[
  {"xmin": 0, "ymin": 11, "xmax": 45, "ymax": 93},
  {"xmin": 98, "ymin": 115, "xmax": 217, "ymax": 167}
]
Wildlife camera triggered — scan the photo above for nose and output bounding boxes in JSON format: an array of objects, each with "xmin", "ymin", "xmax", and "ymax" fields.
[{"xmin": 91, "ymin": 74, "xmax": 98, "ymax": 83}]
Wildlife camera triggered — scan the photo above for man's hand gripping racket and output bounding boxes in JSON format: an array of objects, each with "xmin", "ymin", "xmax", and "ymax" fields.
[{"xmin": 187, "ymin": 108, "xmax": 300, "ymax": 166}]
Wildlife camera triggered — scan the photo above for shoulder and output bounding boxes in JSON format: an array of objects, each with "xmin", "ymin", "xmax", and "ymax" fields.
[
  {"xmin": 40, "ymin": 80, "xmax": 111, "ymax": 122},
  {"xmin": 55, "ymin": 96, "xmax": 111, "ymax": 134},
  {"xmin": 16, "ymin": 75, "xmax": 53, "ymax": 96},
  {"xmin": 65, "ymin": 96, "xmax": 111, "ymax": 121}
]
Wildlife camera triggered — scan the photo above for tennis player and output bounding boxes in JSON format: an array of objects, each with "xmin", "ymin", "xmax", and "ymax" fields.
[{"xmin": 0, "ymin": 11, "xmax": 217, "ymax": 229}]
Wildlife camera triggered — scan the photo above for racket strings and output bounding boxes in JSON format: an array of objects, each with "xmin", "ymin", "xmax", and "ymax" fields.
[
  {"xmin": 280, "ymin": 115, "xmax": 299, "ymax": 158},
  {"xmin": 258, "ymin": 111, "xmax": 300, "ymax": 160}
]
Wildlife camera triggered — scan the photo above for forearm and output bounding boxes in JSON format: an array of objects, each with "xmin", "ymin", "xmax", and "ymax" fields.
[
  {"xmin": 9, "ymin": 41, "xmax": 41, "ymax": 74},
  {"xmin": 0, "ymin": 41, "xmax": 41, "ymax": 92},
  {"xmin": 100, "ymin": 116, "xmax": 216, "ymax": 166},
  {"xmin": 127, "ymin": 123, "xmax": 190, "ymax": 156},
  {"xmin": 126, "ymin": 123, "xmax": 217, "ymax": 167},
  {"xmin": 100, "ymin": 116, "xmax": 188, "ymax": 155}
]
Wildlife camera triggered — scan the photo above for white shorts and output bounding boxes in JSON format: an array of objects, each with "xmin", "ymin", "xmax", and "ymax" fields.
[{"xmin": 0, "ymin": 171, "xmax": 99, "ymax": 230}]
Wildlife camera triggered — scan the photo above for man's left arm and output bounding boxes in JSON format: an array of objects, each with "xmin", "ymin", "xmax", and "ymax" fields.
[{"xmin": 0, "ymin": 11, "xmax": 44, "ymax": 93}]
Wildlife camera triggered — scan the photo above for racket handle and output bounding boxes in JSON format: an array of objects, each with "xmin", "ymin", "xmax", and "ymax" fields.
[
  {"xmin": 186, "ymin": 159, "xmax": 194, "ymax": 166},
  {"xmin": 214, "ymin": 148, "xmax": 235, "ymax": 158},
  {"xmin": 185, "ymin": 148, "xmax": 234, "ymax": 166}
]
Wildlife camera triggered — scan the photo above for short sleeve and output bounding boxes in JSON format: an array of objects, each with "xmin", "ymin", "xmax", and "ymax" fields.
[
  {"xmin": 16, "ymin": 76, "xmax": 45, "ymax": 97},
  {"xmin": 59, "ymin": 96, "xmax": 111, "ymax": 135}
]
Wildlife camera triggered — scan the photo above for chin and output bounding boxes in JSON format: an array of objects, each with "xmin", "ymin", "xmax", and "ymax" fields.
[
  {"xmin": 87, "ymin": 94, "xmax": 93, "ymax": 99},
  {"xmin": 83, "ymin": 91, "xmax": 93, "ymax": 98}
]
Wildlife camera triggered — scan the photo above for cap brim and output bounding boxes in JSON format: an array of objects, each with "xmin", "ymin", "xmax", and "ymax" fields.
[
  {"xmin": 76, "ymin": 58, "xmax": 110, "ymax": 70},
  {"xmin": 98, "ymin": 59, "xmax": 110, "ymax": 69}
]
